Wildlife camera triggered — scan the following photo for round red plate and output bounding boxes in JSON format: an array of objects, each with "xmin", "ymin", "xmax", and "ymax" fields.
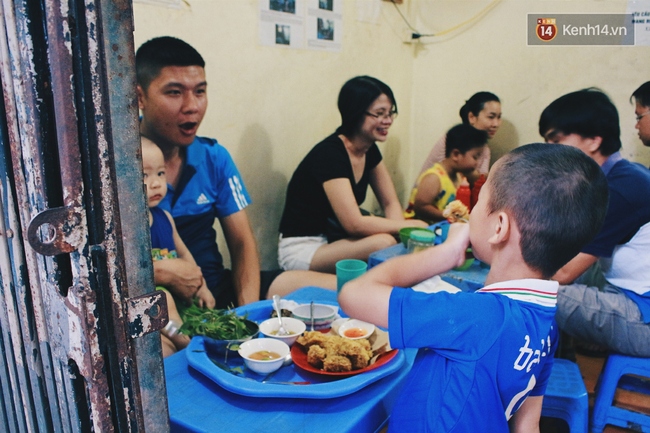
[{"xmin": 291, "ymin": 344, "xmax": 398, "ymax": 377}]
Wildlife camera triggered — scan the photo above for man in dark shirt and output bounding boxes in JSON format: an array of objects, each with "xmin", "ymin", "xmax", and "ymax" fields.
[{"xmin": 540, "ymin": 88, "xmax": 650, "ymax": 356}]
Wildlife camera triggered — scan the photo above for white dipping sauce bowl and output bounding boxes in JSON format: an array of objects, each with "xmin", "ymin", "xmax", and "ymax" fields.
[
  {"xmin": 238, "ymin": 338, "xmax": 291, "ymax": 375},
  {"xmin": 337, "ymin": 319, "xmax": 375, "ymax": 340},
  {"xmin": 259, "ymin": 317, "xmax": 306, "ymax": 346}
]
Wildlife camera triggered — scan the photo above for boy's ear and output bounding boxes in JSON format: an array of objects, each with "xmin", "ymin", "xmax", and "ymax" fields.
[
  {"xmin": 136, "ymin": 85, "xmax": 145, "ymax": 110},
  {"xmin": 487, "ymin": 211, "xmax": 510, "ymax": 245},
  {"xmin": 587, "ymin": 136, "xmax": 603, "ymax": 153}
]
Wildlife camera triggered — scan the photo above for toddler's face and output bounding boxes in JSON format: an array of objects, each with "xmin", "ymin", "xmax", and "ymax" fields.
[{"xmin": 142, "ymin": 143, "xmax": 167, "ymax": 208}]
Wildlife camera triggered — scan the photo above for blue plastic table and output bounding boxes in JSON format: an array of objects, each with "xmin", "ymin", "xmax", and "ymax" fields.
[{"xmin": 165, "ymin": 287, "xmax": 417, "ymax": 433}]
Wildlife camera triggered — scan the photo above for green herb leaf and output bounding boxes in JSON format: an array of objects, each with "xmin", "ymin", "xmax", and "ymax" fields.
[{"xmin": 179, "ymin": 301, "xmax": 253, "ymax": 340}]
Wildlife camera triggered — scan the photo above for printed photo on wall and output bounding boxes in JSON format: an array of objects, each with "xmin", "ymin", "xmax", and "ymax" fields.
[
  {"xmin": 318, "ymin": 0, "xmax": 333, "ymax": 11},
  {"xmin": 270, "ymin": 0, "xmax": 296, "ymax": 14},
  {"xmin": 317, "ymin": 18, "xmax": 334, "ymax": 41},
  {"xmin": 276, "ymin": 24, "xmax": 291, "ymax": 45}
]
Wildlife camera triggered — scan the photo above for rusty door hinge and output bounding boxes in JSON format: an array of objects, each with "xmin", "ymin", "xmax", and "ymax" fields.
[{"xmin": 127, "ymin": 291, "xmax": 168, "ymax": 338}]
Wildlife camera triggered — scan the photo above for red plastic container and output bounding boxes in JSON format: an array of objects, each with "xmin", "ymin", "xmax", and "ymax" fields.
[
  {"xmin": 456, "ymin": 178, "xmax": 471, "ymax": 209},
  {"xmin": 470, "ymin": 174, "xmax": 486, "ymax": 210}
]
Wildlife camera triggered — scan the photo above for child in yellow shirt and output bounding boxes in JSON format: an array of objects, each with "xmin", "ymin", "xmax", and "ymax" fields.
[{"xmin": 405, "ymin": 124, "xmax": 487, "ymax": 223}]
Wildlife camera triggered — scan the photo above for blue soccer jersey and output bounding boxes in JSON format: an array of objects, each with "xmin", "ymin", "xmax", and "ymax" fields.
[
  {"xmin": 157, "ymin": 136, "xmax": 251, "ymax": 293},
  {"xmin": 388, "ymin": 279, "xmax": 559, "ymax": 432}
]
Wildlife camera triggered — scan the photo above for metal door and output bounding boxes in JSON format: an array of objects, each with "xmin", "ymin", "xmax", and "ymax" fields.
[{"xmin": 0, "ymin": 0, "xmax": 169, "ymax": 431}]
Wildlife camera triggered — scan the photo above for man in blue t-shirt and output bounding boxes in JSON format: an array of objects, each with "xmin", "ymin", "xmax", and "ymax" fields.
[
  {"xmin": 540, "ymin": 88, "xmax": 650, "ymax": 357},
  {"xmin": 136, "ymin": 37, "xmax": 334, "ymax": 309},
  {"xmin": 339, "ymin": 144, "xmax": 608, "ymax": 431}
]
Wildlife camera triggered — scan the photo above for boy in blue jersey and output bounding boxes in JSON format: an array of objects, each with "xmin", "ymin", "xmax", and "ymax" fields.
[
  {"xmin": 540, "ymin": 88, "xmax": 650, "ymax": 357},
  {"xmin": 136, "ymin": 37, "xmax": 335, "ymax": 309},
  {"xmin": 339, "ymin": 143, "xmax": 608, "ymax": 432},
  {"xmin": 142, "ymin": 137, "xmax": 214, "ymax": 357}
]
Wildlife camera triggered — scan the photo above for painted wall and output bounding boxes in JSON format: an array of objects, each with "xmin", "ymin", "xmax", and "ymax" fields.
[
  {"xmin": 134, "ymin": 0, "xmax": 414, "ymax": 268},
  {"xmin": 133, "ymin": 0, "xmax": 650, "ymax": 269},
  {"xmin": 409, "ymin": 0, "xmax": 650, "ymax": 172}
]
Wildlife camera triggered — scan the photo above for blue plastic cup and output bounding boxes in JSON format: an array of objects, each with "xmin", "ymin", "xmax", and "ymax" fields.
[{"xmin": 336, "ymin": 259, "xmax": 367, "ymax": 293}]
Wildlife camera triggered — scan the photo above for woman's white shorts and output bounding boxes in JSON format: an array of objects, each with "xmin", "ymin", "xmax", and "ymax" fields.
[{"xmin": 278, "ymin": 235, "xmax": 327, "ymax": 271}]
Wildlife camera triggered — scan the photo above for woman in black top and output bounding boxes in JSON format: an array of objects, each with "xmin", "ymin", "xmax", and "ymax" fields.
[{"xmin": 278, "ymin": 76, "xmax": 427, "ymax": 273}]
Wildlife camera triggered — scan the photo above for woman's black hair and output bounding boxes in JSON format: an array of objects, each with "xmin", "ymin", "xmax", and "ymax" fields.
[
  {"xmin": 336, "ymin": 76, "xmax": 397, "ymax": 137},
  {"xmin": 459, "ymin": 92, "xmax": 500, "ymax": 124}
]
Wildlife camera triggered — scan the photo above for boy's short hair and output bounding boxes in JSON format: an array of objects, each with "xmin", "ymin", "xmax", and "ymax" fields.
[
  {"xmin": 487, "ymin": 143, "xmax": 608, "ymax": 278},
  {"xmin": 445, "ymin": 124, "xmax": 488, "ymax": 157},
  {"xmin": 631, "ymin": 81, "xmax": 650, "ymax": 107},
  {"xmin": 136, "ymin": 36, "xmax": 205, "ymax": 91},
  {"xmin": 538, "ymin": 88, "xmax": 621, "ymax": 156}
]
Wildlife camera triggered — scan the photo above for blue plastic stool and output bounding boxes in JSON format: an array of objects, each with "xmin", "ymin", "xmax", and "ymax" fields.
[
  {"xmin": 541, "ymin": 358, "xmax": 589, "ymax": 433},
  {"xmin": 591, "ymin": 353, "xmax": 650, "ymax": 433}
]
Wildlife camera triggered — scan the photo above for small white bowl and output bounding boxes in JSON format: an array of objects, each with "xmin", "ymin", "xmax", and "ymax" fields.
[
  {"xmin": 338, "ymin": 319, "xmax": 375, "ymax": 340},
  {"xmin": 292, "ymin": 303, "xmax": 338, "ymax": 326},
  {"xmin": 259, "ymin": 317, "xmax": 306, "ymax": 346},
  {"xmin": 238, "ymin": 338, "xmax": 290, "ymax": 375}
]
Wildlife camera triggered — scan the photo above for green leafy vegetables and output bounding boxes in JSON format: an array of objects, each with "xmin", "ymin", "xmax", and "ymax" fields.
[{"xmin": 180, "ymin": 304, "xmax": 254, "ymax": 340}]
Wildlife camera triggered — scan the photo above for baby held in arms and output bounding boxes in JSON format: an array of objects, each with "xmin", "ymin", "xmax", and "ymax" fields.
[{"xmin": 141, "ymin": 136, "xmax": 215, "ymax": 357}]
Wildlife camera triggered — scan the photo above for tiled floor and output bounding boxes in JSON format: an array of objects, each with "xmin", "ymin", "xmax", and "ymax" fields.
[{"xmin": 541, "ymin": 353, "xmax": 650, "ymax": 433}]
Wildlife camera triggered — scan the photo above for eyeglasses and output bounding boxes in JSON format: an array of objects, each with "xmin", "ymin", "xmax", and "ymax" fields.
[
  {"xmin": 636, "ymin": 110, "xmax": 650, "ymax": 122},
  {"xmin": 365, "ymin": 110, "xmax": 398, "ymax": 120}
]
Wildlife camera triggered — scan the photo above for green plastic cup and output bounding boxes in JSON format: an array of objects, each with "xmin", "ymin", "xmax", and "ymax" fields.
[{"xmin": 336, "ymin": 259, "xmax": 367, "ymax": 293}]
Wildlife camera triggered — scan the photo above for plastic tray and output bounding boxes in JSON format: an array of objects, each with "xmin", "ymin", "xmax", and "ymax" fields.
[{"xmin": 185, "ymin": 301, "xmax": 405, "ymax": 398}]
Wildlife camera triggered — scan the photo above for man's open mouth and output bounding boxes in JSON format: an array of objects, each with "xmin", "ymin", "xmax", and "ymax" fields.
[{"xmin": 180, "ymin": 122, "xmax": 197, "ymax": 132}]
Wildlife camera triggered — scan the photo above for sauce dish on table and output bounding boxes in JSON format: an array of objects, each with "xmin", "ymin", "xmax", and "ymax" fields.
[
  {"xmin": 337, "ymin": 319, "xmax": 375, "ymax": 340},
  {"xmin": 238, "ymin": 338, "xmax": 290, "ymax": 375},
  {"xmin": 259, "ymin": 317, "xmax": 306, "ymax": 346}
]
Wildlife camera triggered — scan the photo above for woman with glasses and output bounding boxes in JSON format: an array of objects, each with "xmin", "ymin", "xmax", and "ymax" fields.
[
  {"xmin": 418, "ymin": 91, "xmax": 502, "ymax": 184},
  {"xmin": 278, "ymin": 76, "xmax": 427, "ymax": 273}
]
